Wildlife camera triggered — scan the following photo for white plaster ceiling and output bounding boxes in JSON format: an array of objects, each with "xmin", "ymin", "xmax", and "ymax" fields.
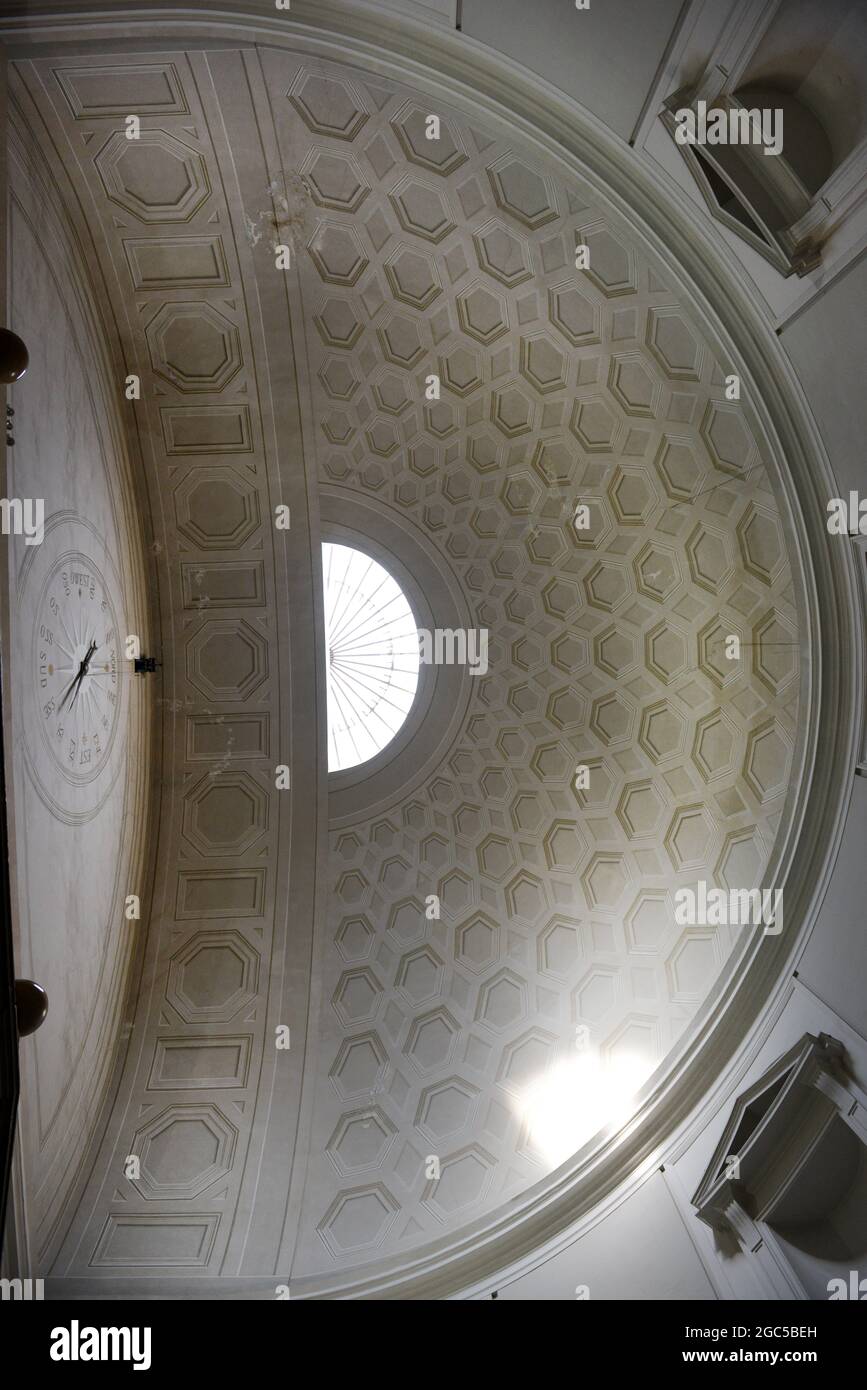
[
  {"xmin": 7, "ymin": 36, "xmax": 805, "ymax": 1286},
  {"xmin": 284, "ymin": 54, "xmax": 802, "ymax": 1271}
]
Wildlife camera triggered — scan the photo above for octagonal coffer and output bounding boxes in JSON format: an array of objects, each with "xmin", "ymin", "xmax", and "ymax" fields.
[
  {"xmin": 174, "ymin": 467, "xmax": 261, "ymax": 551},
  {"xmin": 166, "ymin": 930, "xmax": 260, "ymax": 1024},
  {"xmin": 147, "ymin": 301, "xmax": 242, "ymax": 393},
  {"xmin": 182, "ymin": 769, "xmax": 268, "ymax": 858},
  {"xmin": 186, "ymin": 620, "xmax": 269, "ymax": 702},
  {"xmin": 129, "ymin": 1103, "xmax": 237, "ymax": 1200},
  {"xmin": 95, "ymin": 129, "xmax": 211, "ymax": 222}
]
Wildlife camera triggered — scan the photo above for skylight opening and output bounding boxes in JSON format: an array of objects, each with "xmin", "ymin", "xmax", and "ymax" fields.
[{"xmin": 323, "ymin": 542, "xmax": 420, "ymax": 773}]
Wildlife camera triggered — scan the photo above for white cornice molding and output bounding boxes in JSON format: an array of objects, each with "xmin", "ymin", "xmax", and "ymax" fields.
[
  {"xmin": 629, "ymin": 0, "xmax": 705, "ymax": 150},
  {"xmin": 698, "ymin": 0, "xmax": 783, "ymax": 94},
  {"xmin": 2, "ymin": 0, "xmax": 862, "ymax": 1300}
]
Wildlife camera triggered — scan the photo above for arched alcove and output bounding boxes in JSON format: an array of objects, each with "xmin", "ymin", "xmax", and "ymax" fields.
[{"xmin": 735, "ymin": 83, "xmax": 834, "ymax": 194}]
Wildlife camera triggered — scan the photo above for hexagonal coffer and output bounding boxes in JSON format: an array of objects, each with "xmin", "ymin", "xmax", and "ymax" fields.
[
  {"xmin": 288, "ymin": 71, "xmax": 370, "ymax": 141},
  {"xmin": 329, "ymin": 1032, "xmax": 388, "ymax": 1099},
  {"xmin": 326, "ymin": 1106, "xmax": 397, "ymax": 1173},
  {"xmin": 391, "ymin": 102, "xmax": 468, "ymax": 174},
  {"xmin": 317, "ymin": 1183, "xmax": 399, "ymax": 1256},
  {"xmin": 416, "ymin": 1078, "xmax": 479, "ymax": 1140}
]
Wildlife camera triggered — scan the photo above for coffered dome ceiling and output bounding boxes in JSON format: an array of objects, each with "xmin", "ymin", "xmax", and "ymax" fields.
[
  {"xmin": 288, "ymin": 59, "xmax": 801, "ymax": 1270},
  {"xmin": 9, "ymin": 33, "xmax": 810, "ymax": 1290}
]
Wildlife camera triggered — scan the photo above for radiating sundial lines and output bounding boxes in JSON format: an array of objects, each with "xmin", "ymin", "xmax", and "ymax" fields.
[{"xmin": 323, "ymin": 543, "xmax": 420, "ymax": 772}]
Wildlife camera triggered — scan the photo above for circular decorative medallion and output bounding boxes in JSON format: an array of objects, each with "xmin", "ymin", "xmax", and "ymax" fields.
[
  {"xmin": 34, "ymin": 551, "xmax": 122, "ymax": 781},
  {"xmin": 20, "ymin": 514, "xmax": 128, "ymax": 823}
]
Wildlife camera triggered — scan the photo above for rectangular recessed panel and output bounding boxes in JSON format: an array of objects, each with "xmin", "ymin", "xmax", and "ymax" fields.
[
  {"xmin": 176, "ymin": 869, "xmax": 266, "ymax": 919},
  {"xmin": 124, "ymin": 236, "xmax": 230, "ymax": 290},
  {"xmin": 161, "ymin": 405, "xmax": 253, "ymax": 455},
  {"xmin": 181, "ymin": 560, "xmax": 266, "ymax": 609},
  {"xmin": 185, "ymin": 713, "xmax": 270, "ymax": 761},
  {"xmin": 149, "ymin": 1036, "xmax": 252, "ymax": 1089},
  {"xmin": 90, "ymin": 1215, "xmax": 219, "ymax": 1268},
  {"xmin": 54, "ymin": 62, "xmax": 189, "ymax": 117}
]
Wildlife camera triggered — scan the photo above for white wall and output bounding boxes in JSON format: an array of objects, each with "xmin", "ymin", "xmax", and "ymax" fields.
[
  {"xmin": 795, "ymin": 778, "xmax": 867, "ymax": 1040},
  {"xmin": 481, "ymin": 1169, "xmax": 716, "ymax": 1300},
  {"xmin": 781, "ymin": 252, "xmax": 867, "ymax": 500},
  {"xmin": 461, "ymin": 0, "xmax": 685, "ymax": 141}
]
